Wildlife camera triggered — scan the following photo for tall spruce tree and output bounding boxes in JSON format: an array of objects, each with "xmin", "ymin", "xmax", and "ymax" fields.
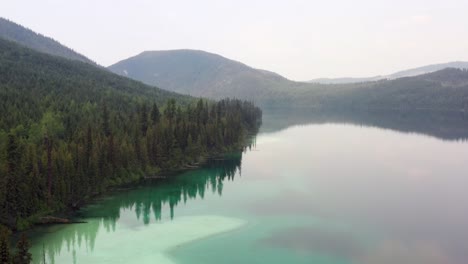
[
  {"xmin": 13, "ymin": 234, "xmax": 31, "ymax": 264},
  {"xmin": 150, "ymin": 103, "xmax": 160, "ymax": 125},
  {"xmin": 0, "ymin": 228, "xmax": 10, "ymax": 264}
]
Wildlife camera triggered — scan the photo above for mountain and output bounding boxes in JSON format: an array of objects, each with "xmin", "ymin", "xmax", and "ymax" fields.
[
  {"xmin": 309, "ymin": 61, "xmax": 468, "ymax": 84},
  {"xmin": 0, "ymin": 38, "xmax": 190, "ymax": 111},
  {"xmin": 108, "ymin": 49, "xmax": 468, "ymax": 110},
  {"xmin": 108, "ymin": 49, "xmax": 297, "ymax": 102},
  {"xmin": 389, "ymin": 61, "xmax": 468, "ymax": 78},
  {"xmin": 295, "ymin": 68, "xmax": 468, "ymax": 110},
  {"xmin": 0, "ymin": 17, "xmax": 95, "ymax": 64}
]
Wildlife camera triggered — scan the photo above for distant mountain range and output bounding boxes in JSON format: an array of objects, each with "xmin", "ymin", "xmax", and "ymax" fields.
[
  {"xmin": 108, "ymin": 49, "xmax": 468, "ymax": 110},
  {"xmin": 0, "ymin": 17, "xmax": 95, "ymax": 64},
  {"xmin": 309, "ymin": 61, "xmax": 468, "ymax": 84},
  {"xmin": 2, "ymin": 16, "xmax": 468, "ymax": 111}
]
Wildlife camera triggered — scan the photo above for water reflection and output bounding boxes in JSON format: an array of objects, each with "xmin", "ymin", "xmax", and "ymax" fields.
[
  {"xmin": 30, "ymin": 153, "xmax": 244, "ymax": 263},
  {"xmin": 262, "ymin": 108, "xmax": 468, "ymax": 141},
  {"xmin": 85, "ymin": 153, "xmax": 243, "ymax": 222},
  {"xmin": 261, "ymin": 227, "xmax": 363, "ymax": 259}
]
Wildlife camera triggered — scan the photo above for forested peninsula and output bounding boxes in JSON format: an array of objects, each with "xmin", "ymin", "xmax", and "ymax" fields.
[{"xmin": 0, "ymin": 38, "xmax": 262, "ymax": 232}]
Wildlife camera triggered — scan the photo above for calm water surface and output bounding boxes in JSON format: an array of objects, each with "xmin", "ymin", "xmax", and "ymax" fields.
[{"xmin": 30, "ymin": 111, "xmax": 468, "ymax": 264}]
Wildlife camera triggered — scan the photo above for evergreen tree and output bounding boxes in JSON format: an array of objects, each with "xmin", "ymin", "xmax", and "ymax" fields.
[
  {"xmin": 0, "ymin": 228, "xmax": 10, "ymax": 264},
  {"xmin": 186, "ymin": 134, "xmax": 196, "ymax": 162},
  {"xmin": 102, "ymin": 103, "xmax": 111, "ymax": 137},
  {"xmin": 6, "ymin": 134, "xmax": 20, "ymax": 175},
  {"xmin": 13, "ymin": 234, "xmax": 31, "ymax": 264},
  {"xmin": 140, "ymin": 103, "xmax": 148, "ymax": 136},
  {"xmin": 150, "ymin": 103, "xmax": 160, "ymax": 124},
  {"xmin": 5, "ymin": 135, "xmax": 21, "ymax": 223},
  {"xmin": 85, "ymin": 125, "xmax": 93, "ymax": 169},
  {"xmin": 164, "ymin": 99, "xmax": 177, "ymax": 125}
]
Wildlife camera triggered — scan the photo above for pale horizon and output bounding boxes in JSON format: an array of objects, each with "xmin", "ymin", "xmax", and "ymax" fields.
[{"xmin": 2, "ymin": 0, "xmax": 468, "ymax": 81}]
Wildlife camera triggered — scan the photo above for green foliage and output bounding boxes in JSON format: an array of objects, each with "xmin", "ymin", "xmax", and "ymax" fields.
[
  {"xmin": 0, "ymin": 38, "xmax": 262, "ymax": 230},
  {"xmin": 150, "ymin": 103, "xmax": 161, "ymax": 124},
  {"xmin": 39, "ymin": 112, "xmax": 64, "ymax": 138}
]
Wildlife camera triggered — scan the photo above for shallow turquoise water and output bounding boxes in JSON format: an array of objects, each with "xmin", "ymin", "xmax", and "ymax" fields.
[{"xmin": 30, "ymin": 112, "xmax": 468, "ymax": 264}]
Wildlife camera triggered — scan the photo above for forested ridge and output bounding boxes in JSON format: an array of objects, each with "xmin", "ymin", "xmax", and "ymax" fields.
[
  {"xmin": 108, "ymin": 49, "xmax": 296, "ymax": 102},
  {"xmin": 109, "ymin": 49, "xmax": 468, "ymax": 110},
  {"xmin": 299, "ymin": 68, "xmax": 468, "ymax": 110},
  {"xmin": 0, "ymin": 38, "xmax": 262, "ymax": 233},
  {"xmin": 0, "ymin": 17, "xmax": 95, "ymax": 65}
]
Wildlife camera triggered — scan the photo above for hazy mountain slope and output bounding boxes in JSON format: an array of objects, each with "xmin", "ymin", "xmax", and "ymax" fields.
[
  {"xmin": 108, "ymin": 49, "xmax": 296, "ymax": 102},
  {"xmin": 309, "ymin": 76, "xmax": 384, "ymax": 84},
  {"xmin": 0, "ymin": 37, "xmax": 192, "ymax": 121},
  {"xmin": 309, "ymin": 61, "xmax": 468, "ymax": 84},
  {"xmin": 109, "ymin": 49, "xmax": 468, "ymax": 110},
  {"xmin": 297, "ymin": 68, "xmax": 468, "ymax": 110},
  {"xmin": 0, "ymin": 17, "xmax": 95, "ymax": 64},
  {"xmin": 358, "ymin": 68, "xmax": 468, "ymax": 109},
  {"xmin": 390, "ymin": 61, "xmax": 468, "ymax": 79}
]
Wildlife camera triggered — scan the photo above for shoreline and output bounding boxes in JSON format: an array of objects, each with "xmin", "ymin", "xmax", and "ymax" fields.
[{"xmin": 18, "ymin": 140, "xmax": 254, "ymax": 231}]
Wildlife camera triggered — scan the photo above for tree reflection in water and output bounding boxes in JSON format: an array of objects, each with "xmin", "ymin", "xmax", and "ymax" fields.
[{"xmin": 30, "ymin": 151, "xmax": 248, "ymax": 264}]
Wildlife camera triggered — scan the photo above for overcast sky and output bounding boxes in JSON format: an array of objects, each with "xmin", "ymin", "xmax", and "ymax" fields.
[{"xmin": 2, "ymin": 0, "xmax": 468, "ymax": 81}]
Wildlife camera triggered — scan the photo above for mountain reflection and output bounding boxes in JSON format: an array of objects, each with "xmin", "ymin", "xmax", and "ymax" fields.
[
  {"xmin": 30, "ymin": 152, "xmax": 245, "ymax": 264},
  {"xmin": 262, "ymin": 108, "xmax": 468, "ymax": 141}
]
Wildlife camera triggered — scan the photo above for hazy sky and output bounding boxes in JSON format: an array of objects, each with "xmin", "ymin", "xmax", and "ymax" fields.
[{"xmin": 2, "ymin": 0, "xmax": 468, "ymax": 80}]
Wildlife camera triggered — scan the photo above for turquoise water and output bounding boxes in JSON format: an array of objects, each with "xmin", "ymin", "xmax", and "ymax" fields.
[{"xmin": 30, "ymin": 111, "xmax": 468, "ymax": 264}]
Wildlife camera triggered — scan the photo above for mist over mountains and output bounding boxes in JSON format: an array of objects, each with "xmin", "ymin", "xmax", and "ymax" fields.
[
  {"xmin": 2, "ymin": 16, "xmax": 468, "ymax": 111},
  {"xmin": 309, "ymin": 61, "xmax": 468, "ymax": 84},
  {"xmin": 108, "ymin": 49, "xmax": 468, "ymax": 110},
  {"xmin": 0, "ymin": 17, "xmax": 95, "ymax": 65}
]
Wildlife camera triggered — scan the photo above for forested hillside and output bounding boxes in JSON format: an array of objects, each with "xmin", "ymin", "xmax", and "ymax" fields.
[
  {"xmin": 108, "ymin": 49, "xmax": 295, "ymax": 102},
  {"xmin": 0, "ymin": 38, "xmax": 262, "ymax": 230},
  {"xmin": 290, "ymin": 68, "xmax": 468, "ymax": 110},
  {"xmin": 0, "ymin": 17, "xmax": 95, "ymax": 64}
]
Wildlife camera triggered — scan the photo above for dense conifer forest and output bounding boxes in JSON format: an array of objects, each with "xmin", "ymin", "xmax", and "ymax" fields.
[{"xmin": 0, "ymin": 38, "xmax": 262, "ymax": 233}]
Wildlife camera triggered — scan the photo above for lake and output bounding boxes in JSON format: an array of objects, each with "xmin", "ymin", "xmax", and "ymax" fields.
[{"xmin": 29, "ymin": 109, "xmax": 468, "ymax": 264}]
